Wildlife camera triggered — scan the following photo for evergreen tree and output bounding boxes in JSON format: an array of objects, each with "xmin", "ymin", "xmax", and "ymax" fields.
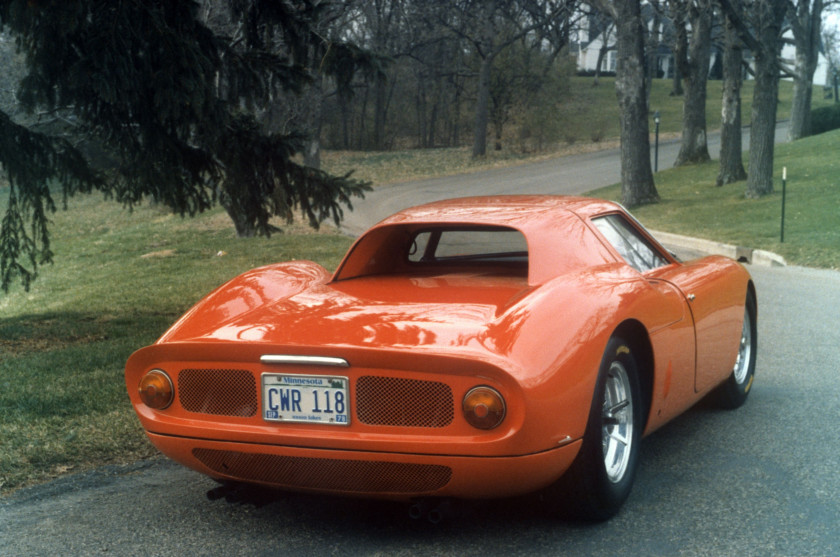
[{"xmin": 0, "ymin": 0, "xmax": 371, "ymax": 291}]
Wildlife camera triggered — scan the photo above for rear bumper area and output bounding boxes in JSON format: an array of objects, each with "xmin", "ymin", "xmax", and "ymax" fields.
[{"xmin": 147, "ymin": 432, "xmax": 581, "ymax": 501}]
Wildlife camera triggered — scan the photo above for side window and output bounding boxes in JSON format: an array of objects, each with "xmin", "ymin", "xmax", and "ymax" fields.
[{"xmin": 592, "ymin": 214, "xmax": 668, "ymax": 272}]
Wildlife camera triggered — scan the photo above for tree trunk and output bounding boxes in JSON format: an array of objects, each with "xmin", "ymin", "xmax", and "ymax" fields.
[
  {"xmin": 646, "ymin": 9, "xmax": 662, "ymax": 92},
  {"xmin": 744, "ymin": 1, "xmax": 785, "ymax": 198},
  {"xmin": 789, "ymin": 74, "xmax": 813, "ymax": 139},
  {"xmin": 471, "ymin": 0, "xmax": 498, "ymax": 158},
  {"xmin": 338, "ymin": 91, "xmax": 350, "ymax": 149},
  {"xmin": 670, "ymin": 65, "xmax": 683, "ymax": 96},
  {"xmin": 673, "ymin": 1, "xmax": 711, "ymax": 166},
  {"xmin": 357, "ymin": 86, "xmax": 369, "ymax": 150},
  {"xmin": 747, "ymin": 64, "xmax": 779, "ymax": 197},
  {"xmin": 473, "ymin": 55, "xmax": 492, "ymax": 157},
  {"xmin": 717, "ymin": 13, "xmax": 747, "ymax": 186},
  {"xmin": 220, "ymin": 197, "xmax": 257, "ymax": 238},
  {"xmin": 373, "ymin": 73, "xmax": 388, "ymax": 150},
  {"xmin": 428, "ymin": 96, "xmax": 438, "ymax": 148},
  {"xmin": 719, "ymin": 0, "xmax": 787, "ymax": 198},
  {"xmin": 416, "ymin": 79, "xmax": 428, "ymax": 148},
  {"xmin": 614, "ymin": 0, "xmax": 658, "ymax": 207},
  {"xmin": 303, "ymin": 135, "xmax": 321, "ymax": 170},
  {"xmin": 303, "ymin": 76, "xmax": 324, "ymax": 170},
  {"xmin": 788, "ymin": 0, "xmax": 823, "ymax": 141},
  {"xmin": 594, "ymin": 44, "xmax": 608, "ymax": 86}
]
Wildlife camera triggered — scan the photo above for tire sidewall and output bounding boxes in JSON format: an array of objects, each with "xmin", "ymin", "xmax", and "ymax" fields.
[
  {"xmin": 550, "ymin": 336, "xmax": 643, "ymax": 520},
  {"xmin": 584, "ymin": 337, "xmax": 643, "ymax": 512},
  {"xmin": 716, "ymin": 292, "xmax": 757, "ymax": 409}
]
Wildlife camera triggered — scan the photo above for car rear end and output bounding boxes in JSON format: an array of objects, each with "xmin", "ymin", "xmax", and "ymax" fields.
[{"xmin": 126, "ymin": 340, "xmax": 582, "ymax": 500}]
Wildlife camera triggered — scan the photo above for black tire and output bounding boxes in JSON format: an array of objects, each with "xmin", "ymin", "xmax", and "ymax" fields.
[
  {"xmin": 544, "ymin": 336, "xmax": 643, "ymax": 521},
  {"xmin": 713, "ymin": 292, "xmax": 757, "ymax": 409}
]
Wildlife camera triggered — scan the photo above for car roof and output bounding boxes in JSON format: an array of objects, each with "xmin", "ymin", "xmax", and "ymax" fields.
[{"xmin": 375, "ymin": 195, "xmax": 622, "ymax": 229}]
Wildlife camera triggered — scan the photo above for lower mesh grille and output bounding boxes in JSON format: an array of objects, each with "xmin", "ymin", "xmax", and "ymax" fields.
[
  {"xmin": 178, "ymin": 369, "xmax": 257, "ymax": 417},
  {"xmin": 356, "ymin": 376, "xmax": 454, "ymax": 427},
  {"xmin": 193, "ymin": 448, "xmax": 452, "ymax": 494}
]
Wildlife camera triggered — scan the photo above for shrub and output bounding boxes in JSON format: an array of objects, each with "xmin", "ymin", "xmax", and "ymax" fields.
[{"xmin": 809, "ymin": 104, "xmax": 840, "ymax": 136}]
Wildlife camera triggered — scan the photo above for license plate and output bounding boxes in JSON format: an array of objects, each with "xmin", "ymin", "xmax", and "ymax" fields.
[{"xmin": 261, "ymin": 374, "xmax": 350, "ymax": 425}]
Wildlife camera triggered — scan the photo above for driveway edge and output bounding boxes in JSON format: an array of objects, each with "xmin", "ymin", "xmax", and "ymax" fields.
[{"xmin": 652, "ymin": 230, "xmax": 787, "ymax": 267}]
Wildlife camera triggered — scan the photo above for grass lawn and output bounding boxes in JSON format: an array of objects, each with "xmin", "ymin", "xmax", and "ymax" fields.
[
  {"xmin": 1, "ymin": 76, "xmax": 838, "ymax": 496},
  {"xmin": 589, "ymin": 128, "xmax": 840, "ymax": 270},
  {"xmin": 0, "ymin": 197, "xmax": 353, "ymax": 494}
]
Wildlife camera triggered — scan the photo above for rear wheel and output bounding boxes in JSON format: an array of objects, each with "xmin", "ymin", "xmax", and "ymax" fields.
[
  {"xmin": 713, "ymin": 292, "xmax": 757, "ymax": 409},
  {"xmin": 544, "ymin": 336, "xmax": 643, "ymax": 521}
]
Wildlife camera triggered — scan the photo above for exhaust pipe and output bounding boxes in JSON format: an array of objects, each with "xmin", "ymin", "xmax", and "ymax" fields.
[
  {"xmin": 408, "ymin": 499, "xmax": 432, "ymax": 520},
  {"xmin": 408, "ymin": 498, "xmax": 452, "ymax": 523}
]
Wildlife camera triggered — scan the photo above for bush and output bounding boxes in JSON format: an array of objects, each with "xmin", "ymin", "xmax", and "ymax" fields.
[{"xmin": 809, "ymin": 104, "xmax": 840, "ymax": 136}]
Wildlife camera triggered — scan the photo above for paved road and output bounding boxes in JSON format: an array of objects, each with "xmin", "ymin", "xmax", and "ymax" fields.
[
  {"xmin": 2, "ymin": 263, "xmax": 838, "ymax": 556},
  {"xmin": 341, "ymin": 122, "xmax": 789, "ymax": 235}
]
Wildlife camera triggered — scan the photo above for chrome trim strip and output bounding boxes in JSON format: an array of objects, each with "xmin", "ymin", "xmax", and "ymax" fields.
[{"xmin": 260, "ymin": 355, "xmax": 350, "ymax": 368}]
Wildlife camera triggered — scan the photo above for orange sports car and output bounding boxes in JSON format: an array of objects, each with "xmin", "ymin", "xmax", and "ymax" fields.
[{"xmin": 125, "ymin": 196, "xmax": 757, "ymax": 520}]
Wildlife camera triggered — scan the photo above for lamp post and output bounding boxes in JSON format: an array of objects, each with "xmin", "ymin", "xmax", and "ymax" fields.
[{"xmin": 654, "ymin": 111, "xmax": 661, "ymax": 172}]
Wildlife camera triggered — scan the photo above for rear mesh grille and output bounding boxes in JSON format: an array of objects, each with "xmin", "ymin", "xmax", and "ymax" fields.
[
  {"xmin": 356, "ymin": 376, "xmax": 454, "ymax": 428},
  {"xmin": 178, "ymin": 369, "xmax": 257, "ymax": 417},
  {"xmin": 193, "ymin": 448, "xmax": 452, "ymax": 494},
  {"xmin": 176, "ymin": 370, "xmax": 455, "ymax": 428}
]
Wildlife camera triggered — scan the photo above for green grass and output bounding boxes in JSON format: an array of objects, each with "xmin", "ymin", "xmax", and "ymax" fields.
[
  {"xmin": 589, "ymin": 129, "xmax": 840, "ymax": 270},
  {"xmin": 0, "ymin": 196, "xmax": 353, "ymax": 494},
  {"xmin": 1, "ymin": 75, "xmax": 838, "ymax": 496}
]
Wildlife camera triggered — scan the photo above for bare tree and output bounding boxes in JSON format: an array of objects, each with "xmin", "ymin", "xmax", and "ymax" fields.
[
  {"xmin": 355, "ymin": 0, "xmax": 410, "ymax": 150},
  {"xmin": 787, "ymin": 0, "xmax": 826, "ymax": 140},
  {"xmin": 718, "ymin": 0, "xmax": 788, "ymax": 198},
  {"xmin": 440, "ymin": 0, "xmax": 574, "ymax": 158},
  {"xmin": 588, "ymin": 0, "xmax": 659, "ymax": 207},
  {"xmin": 717, "ymin": 11, "xmax": 748, "ymax": 185},
  {"xmin": 670, "ymin": 0, "xmax": 713, "ymax": 166},
  {"xmin": 588, "ymin": 12, "xmax": 617, "ymax": 86},
  {"xmin": 823, "ymin": 23, "xmax": 840, "ymax": 103}
]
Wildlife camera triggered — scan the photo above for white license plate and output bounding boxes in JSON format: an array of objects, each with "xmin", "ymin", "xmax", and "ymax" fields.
[{"xmin": 261, "ymin": 374, "xmax": 350, "ymax": 425}]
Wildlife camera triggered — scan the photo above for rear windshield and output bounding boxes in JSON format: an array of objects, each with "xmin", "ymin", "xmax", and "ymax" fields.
[
  {"xmin": 408, "ymin": 227, "xmax": 528, "ymax": 264},
  {"xmin": 333, "ymin": 225, "xmax": 529, "ymax": 282}
]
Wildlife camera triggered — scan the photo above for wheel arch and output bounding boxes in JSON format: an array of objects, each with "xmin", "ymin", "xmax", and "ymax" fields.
[
  {"xmin": 612, "ymin": 319, "xmax": 654, "ymax": 431},
  {"xmin": 747, "ymin": 279, "xmax": 757, "ymax": 317}
]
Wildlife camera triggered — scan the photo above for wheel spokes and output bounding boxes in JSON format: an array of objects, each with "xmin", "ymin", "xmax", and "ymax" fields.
[
  {"xmin": 733, "ymin": 307, "xmax": 752, "ymax": 384},
  {"xmin": 601, "ymin": 361, "xmax": 634, "ymax": 483}
]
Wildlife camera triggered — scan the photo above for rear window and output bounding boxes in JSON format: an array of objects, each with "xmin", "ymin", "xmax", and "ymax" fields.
[
  {"xmin": 332, "ymin": 224, "xmax": 530, "ymax": 282},
  {"xmin": 408, "ymin": 227, "xmax": 527, "ymax": 264}
]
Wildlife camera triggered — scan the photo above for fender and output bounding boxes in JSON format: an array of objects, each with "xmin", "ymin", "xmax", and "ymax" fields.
[{"xmin": 158, "ymin": 261, "xmax": 330, "ymax": 343}]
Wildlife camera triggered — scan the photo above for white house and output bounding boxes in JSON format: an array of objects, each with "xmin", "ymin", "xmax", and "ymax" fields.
[{"xmin": 575, "ymin": 13, "xmax": 832, "ymax": 87}]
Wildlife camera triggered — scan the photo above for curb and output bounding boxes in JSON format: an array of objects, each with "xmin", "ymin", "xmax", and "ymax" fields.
[{"xmin": 651, "ymin": 230, "xmax": 787, "ymax": 267}]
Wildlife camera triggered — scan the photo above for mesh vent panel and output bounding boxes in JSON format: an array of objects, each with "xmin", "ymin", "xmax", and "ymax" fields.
[
  {"xmin": 178, "ymin": 369, "xmax": 257, "ymax": 417},
  {"xmin": 356, "ymin": 376, "xmax": 454, "ymax": 428},
  {"xmin": 193, "ymin": 449, "xmax": 452, "ymax": 494}
]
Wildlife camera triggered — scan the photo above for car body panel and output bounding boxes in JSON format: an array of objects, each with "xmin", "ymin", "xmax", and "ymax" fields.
[
  {"xmin": 653, "ymin": 258, "xmax": 746, "ymax": 393},
  {"xmin": 126, "ymin": 195, "xmax": 754, "ymax": 501}
]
